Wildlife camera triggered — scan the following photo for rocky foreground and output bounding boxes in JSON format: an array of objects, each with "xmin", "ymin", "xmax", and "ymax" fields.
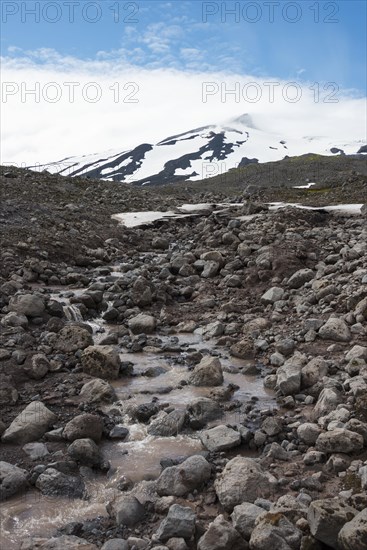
[{"xmin": 1, "ymin": 166, "xmax": 367, "ymax": 550}]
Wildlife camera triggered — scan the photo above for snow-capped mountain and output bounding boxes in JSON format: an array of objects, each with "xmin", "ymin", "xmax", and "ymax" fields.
[{"xmin": 32, "ymin": 114, "xmax": 365, "ymax": 185}]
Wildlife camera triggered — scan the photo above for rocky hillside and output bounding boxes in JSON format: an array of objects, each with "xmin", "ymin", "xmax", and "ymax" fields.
[{"xmin": 0, "ymin": 165, "xmax": 367, "ymax": 550}]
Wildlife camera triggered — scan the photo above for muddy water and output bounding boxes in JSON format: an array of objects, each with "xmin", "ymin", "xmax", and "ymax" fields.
[{"xmin": 2, "ymin": 283, "xmax": 275, "ymax": 549}]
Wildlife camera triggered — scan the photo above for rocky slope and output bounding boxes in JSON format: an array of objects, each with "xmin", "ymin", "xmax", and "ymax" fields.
[{"xmin": 0, "ymin": 165, "xmax": 367, "ymax": 550}]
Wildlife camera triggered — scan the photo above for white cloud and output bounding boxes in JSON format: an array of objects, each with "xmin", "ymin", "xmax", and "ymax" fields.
[{"xmin": 1, "ymin": 49, "xmax": 365, "ymax": 166}]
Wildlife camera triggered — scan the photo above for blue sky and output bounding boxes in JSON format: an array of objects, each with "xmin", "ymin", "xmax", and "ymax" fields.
[{"xmin": 1, "ymin": 0, "xmax": 366, "ymax": 91}]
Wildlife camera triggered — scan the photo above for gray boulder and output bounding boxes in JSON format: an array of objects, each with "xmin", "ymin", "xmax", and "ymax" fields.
[
  {"xmin": 108, "ymin": 495, "xmax": 145, "ymax": 526},
  {"xmin": 54, "ymin": 325, "xmax": 93, "ymax": 353},
  {"xmin": 63, "ymin": 414, "xmax": 103, "ymax": 443},
  {"xmin": 297, "ymin": 423, "xmax": 321, "ymax": 445},
  {"xmin": 308, "ymin": 498, "xmax": 358, "ymax": 549},
  {"xmin": 301, "ymin": 357, "xmax": 328, "ymax": 388},
  {"xmin": 81, "ymin": 346, "xmax": 120, "ymax": 380},
  {"xmin": 9, "ymin": 294, "xmax": 45, "ymax": 317},
  {"xmin": 249, "ymin": 513, "xmax": 302, "ymax": 550},
  {"xmin": 186, "ymin": 397, "xmax": 222, "ymax": 429},
  {"xmin": 261, "ymin": 287, "xmax": 284, "ymax": 304},
  {"xmin": 36, "ymin": 535, "xmax": 97, "ymax": 549},
  {"xmin": 35, "ymin": 468, "xmax": 86, "ymax": 499},
  {"xmin": 79, "ymin": 379, "xmax": 117, "ymax": 403},
  {"xmin": 0, "ymin": 461, "xmax": 28, "ymax": 501},
  {"xmin": 312, "ymin": 387, "xmax": 342, "ymax": 420},
  {"xmin": 198, "ymin": 515, "xmax": 246, "ymax": 550},
  {"xmin": 23, "ymin": 353, "xmax": 50, "ymax": 380},
  {"xmin": 338, "ymin": 508, "xmax": 367, "ymax": 550},
  {"xmin": 214, "ymin": 457, "xmax": 277, "ymax": 511},
  {"xmin": 288, "ymin": 268, "xmax": 314, "ymax": 288},
  {"xmin": 231, "ymin": 502, "xmax": 264, "ymax": 540},
  {"xmin": 128, "ymin": 314, "xmax": 156, "ymax": 334},
  {"xmin": 276, "ymin": 354, "xmax": 306, "ymax": 396},
  {"xmin": 147, "ymin": 410, "xmax": 186, "ymax": 437},
  {"xmin": 319, "ymin": 318, "xmax": 351, "ymax": 342},
  {"xmin": 200, "ymin": 425, "xmax": 241, "ymax": 452},
  {"xmin": 188, "ymin": 356, "xmax": 223, "ymax": 387},
  {"xmin": 156, "ymin": 504, "xmax": 196, "ymax": 542},
  {"xmin": 67, "ymin": 438, "xmax": 102, "ymax": 467},
  {"xmin": 101, "ymin": 540, "xmax": 129, "ymax": 550},
  {"xmin": 316, "ymin": 429, "xmax": 364, "ymax": 454},
  {"xmin": 2, "ymin": 401, "xmax": 56, "ymax": 445},
  {"xmin": 156, "ymin": 455, "xmax": 211, "ymax": 497}
]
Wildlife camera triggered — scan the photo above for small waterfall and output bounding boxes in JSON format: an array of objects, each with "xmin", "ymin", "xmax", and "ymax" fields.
[{"xmin": 63, "ymin": 304, "xmax": 83, "ymax": 322}]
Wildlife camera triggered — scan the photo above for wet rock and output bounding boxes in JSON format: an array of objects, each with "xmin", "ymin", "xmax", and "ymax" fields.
[
  {"xmin": 109, "ymin": 425, "xmax": 129, "ymax": 440},
  {"xmin": 108, "ymin": 495, "xmax": 145, "ymax": 526},
  {"xmin": 81, "ymin": 346, "xmax": 120, "ymax": 380},
  {"xmin": 128, "ymin": 313, "xmax": 156, "ymax": 334},
  {"xmin": 131, "ymin": 276, "xmax": 153, "ymax": 307},
  {"xmin": 0, "ymin": 461, "xmax": 28, "ymax": 501},
  {"xmin": 156, "ymin": 504, "xmax": 196, "ymax": 542},
  {"xmin": 261, "ymin": 287, "xmax": 284, "ymax": 304},
  {"xmin": 147, "ymin": 410, "xmax": 186, "ymax": 437},
  {"xmin": 79, "ymin": 379, "xmax": 117, "ymax": 403},
  {"xmin": 134, "ymin": 402, "xmax": 160, "ymax": 423},
  {"xmin": 23, "ymin": 353, "xmax": 50, "ymax": 380},
  {"xmin": 261, "ymin": 416, "xmax": 283, "ymax": 436},
  {"xmin": 288, "ymin": 268, "xmax": 314, "ymax": 289},
  {"xmin": 307, "ymin": 498, "xmax": 358, "ymax": 549},
  {"xmin": 188, "ymin": 356, "xmax": 223, "ymax": 387},
  {"xmin": 67, "ymin": 438, "xmax": 102, "ymax": 467},
  {"xmin": 316, "ymin": 429, "xmax": 364, "ymax": 454},
  {"xmin": 186, "ymin": 397, "xmax": 223, "ymax": 429},
  {"xmin": 319, "ymin": 318, "xmax": 351, "ymax": 342},
  {"xmin": 9, "ymin": 293, "xmax": 45, "ymax": 317},
  {"xmin": 200, "ymin": 425, "xmax": 241, "ymax": 452},
  {"xmin": 338, "ymin": 508, "xmax": 367, "ymax": 550},
  {"xmin": 35, "ymin": 468, "xmax": 86, "ymax": 499},
  {"xmin": 231, "ymin": 502, "xmax": 264, "ymax": 540},
  {"xmin": 2, "ymin": 401, "xmax": 56, "ymax": 445},
  {"xmin": 156, "ymin": 455, "xmax": 211, "ymax": 497},
  {"xmin": 54, "ymin": 325, "xmax": 93, "ymax": 353},
  {"xmin": 197, "ymin": 515, "xmax": 246, "ymax": 550},
  {"xmin": 63, "ymin": 414, "xmax": 103, "ymax": 443},
  {"xmin": 101, "ymin": 540, "xmax": 129, "ymax": 550},
  {"xmin": 249, "ymin": 512, "xmax": 302, "ymax": 550},
  {"xmin": 35, "ymin": 535, "xmax": 98, "ymax": 549},
  {"xmin": 202, "ymin": 321, "xmax": 224, "ymax": 340},
  {"xmin": 215, "ymin": 457, "xmax": 277, "ymax": 511}
]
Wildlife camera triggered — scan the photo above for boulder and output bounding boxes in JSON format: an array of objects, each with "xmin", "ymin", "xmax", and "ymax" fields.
[
  {"xmin": 1, "ymin": 312, "xmax": 28, "ymax": 328},
  {"xmin": 9, "ymin": 294, "xmax": 45, "ymax": 317},
  {"xmin": 63, "ymin": 414, "xmax": 103, "ymax": 443},
  {"xmin": 81, "ymin": 346, "xmax": 120, "ymax": 380},
  {"xmin": 23, "ymin": 353, "xmax": 50, "ymax": 380},
  {"xmin": 198, "ymin": 515, "xmax": 246, "ymax": 550},
  {"xmin": 156, "ymin": 504, "xmax": 196, "ymax": 542},
  {"xmin": 101, "ymin": 540, "xmax": 129, "ymax": 550},
  {"xmin": 2, "ymin": 401, "xmax": 56, "ymax": 445},
  {"xmin": 23, "ymin": 442, "xmax": 49, "ymax": 460},
  {"xmin": 312, "ymin": 388, "xmax": 342, "ymax": 420},
  {"xmin": 249, "ymin": 512, "xmax": 302, "ymax": 550},
  {"xmin": 67, "ymin": 438, "xmax": 102, "ymax": 467},
  {"xmin": 338, "ymin": 508, "xmax": 367, "ymax": 550},
  {"xmin": 200, "ymin": 425, "xmax": 241, "ymax": 452},
  {"xmin": 319, "ymin": 318, "xmax": 351, "ymax": 342},
  {"xmin": 35, "ymin": 468, "xmax": 86, "ymax": 499},
  {"xmin": 230, "ymin": 338, "xmax": 254, "ymax": 359},
  {"xmin": 186, "ymin": 397, "xmax": 223, "ymax": 429},
  {"xmin": 214, "ymin": 457, "xmax": 277, "ymax": 511},
  {"xmin": 301, "ymin": 357, "xmax": 328, "ymax": 388},
  {"xmin": 156, "ymin": 455, "xmax": 211, "ymax": 497},
  {"xmin": 108, "ymin": 495, "xmax": 145, "ymax": 526},
  {"xmin": 188, "ymin": 356, "xmax": 223, "ymax": 387},
  {"xmin": 308, "ymin": 498, "xmax": 358, "ymax": 549},
  {"xmin": 79, "ymin": 379, "xmax": 117, "ymax": 403},
  {"xmin": 37, "ymin": 535, "xmax": 98, "ymax": 549},
  {"xmin": 231, "ymin": 502, "xmax": 264, "ymax": 540},
  {"xmin": 0, "ymin": 461, "xmax": 28, "ymax": 501},
  {"xmin": 54, "ymin": 325, "xmax": 93, "ymax": 353},
  {"xmin": 297, "ymin": 423, "xmax": 321, "ymax": 445},
  {"xmin": 276, "ymin": 354, "xmax": 306, "ymax": 396},
  {"xmin": 261, "ymin": 287, "xmax": 284, "ymax": 304},
  {"xmin": 316, "ymin": 429, "xmax": 364, "ymax": 454},
  {"xmin": 128, "ymin": 314, "xmax": 156, "ymax": 334},
  {"xmin": 147, "ymin": 410, "xmax": 186, "ymax": 437},
  {"xmin": 345, "ymin": 345, "xmax": 367, "ymax": 361},
  {"xmin": 288, "ymin": 268, "xmax": 314, "ymax": 289}
]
